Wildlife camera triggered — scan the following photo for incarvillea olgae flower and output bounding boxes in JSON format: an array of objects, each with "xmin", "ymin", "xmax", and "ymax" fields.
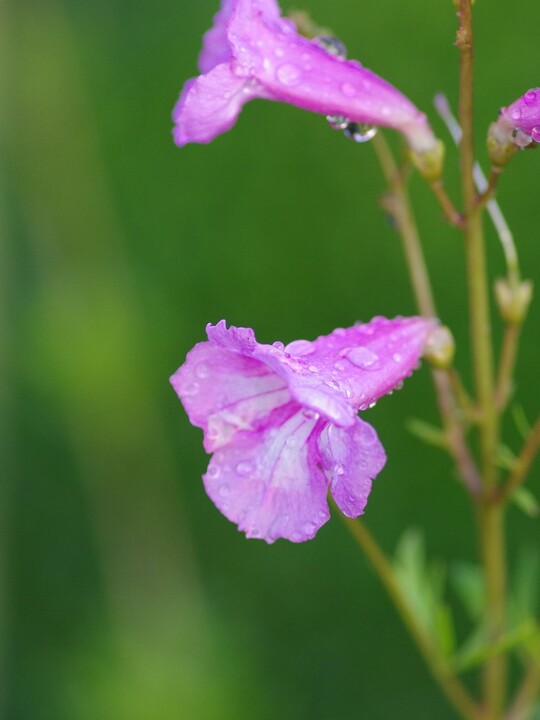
[
  {"xmin": 171, "ymin": 317, "xmax": 434, "ymax": 543},
  {"xmin": 172, "ymin": 0, "xmax": 439, "ymax": 155}
]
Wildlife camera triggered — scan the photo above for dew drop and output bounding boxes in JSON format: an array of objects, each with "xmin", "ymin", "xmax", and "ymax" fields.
[
  {"xmin": 346, "ymin": 346, "xmax": 381, "ymax": 370},
  {"xmin": 524, "ymin": 90, "xmax": 537, "ymax": 106},
  {"xmin": 286, "ymin": 339, "xmax": 315, "ymax": 356},
  {"xmin": 531, "ymin": 126, "xmax": 540, "ymax": 143},
  {"xmin": 308, "ymin": 365, "xmax": 318, "ymax": 373},
  {"xmin": 334, "ymin": 463, "xmax": 345, "ymax": 476},
  {"xmin": 181, "ymin": 381, "xmax": 199, "ymax": 395},
  {"xmin": 334, "ymin": 360, "xmax": 347, "ymax": 371},
  {"xmin": 340, "ymin": 82, "xmax": 356, "ymax": 98},
  {"xmin": 344, "ymin": 123, "xmax": 378, "ymax": 143},
  {"xmin": 327, "ymin": 114, "xmax": 350, "ymax": 131},
  {"xmin": 195, "ymin": 363, "xmax": 210, "ymax": 379},
  {"xmin": 236, "ymin": 461, "xmax": 254, "ymax": 476},
  {"xmin": 511, "ymin": 107, "xmax": 522, "ymax": 120},
  {"xmin": 207, "ymin": 464, "xmax": 220, "ymax": 479},
  {"xmin": 392, "ymin": 352, "xmax": 403, "ymax": 363},
  {"xmin": 218, "ymin": 483, "xmax": 230, "ymax": 497},
  {"xmin": 303, "ymin": 409, "xmax": 320, "ymax": 420},
  {"xmin": 276, "ymin": 63, "xmax": 301, "ymax": 86},
  {"xmin": 318, "ymin": 510, "xmax": 328, "ymax": 521},
  {"xmin": 357, "ymin": 423, "xmax": 378, "ymax": 446},
  {"xmin": 273, "ymin": 340, "xmax": 285, "ymax": 350},
  {"xmin": 303, "ymin": 522, "xmax": 316, "ymax": 535},
  {"xmin": 314, "ymin": 36, "xmax": 347, "ymax": 59},
  {"xmin": 291, "ymin": 531, "xmax": 302, "ymax": 542}
]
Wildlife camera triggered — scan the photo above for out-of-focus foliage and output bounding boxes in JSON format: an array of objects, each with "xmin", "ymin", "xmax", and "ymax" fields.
[{"xmin": 2, "ymin": 1, "xmax": 539, "ymax": 718}]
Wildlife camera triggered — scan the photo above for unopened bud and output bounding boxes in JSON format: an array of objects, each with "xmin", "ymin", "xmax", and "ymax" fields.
[
  {"xmin": 494, "ymin": 278, "xmax": 533, "ymax": 325},
  {"xmin": 410, "ymin": 139, "xmax": 445, "ymax": 182},
  {"xmin": 487, "ymin": 119, "xmax": 520, "ymax": 167},
  {"xmin": 424, "ymin": 325, "xmax": 455, "ymax": 369}
]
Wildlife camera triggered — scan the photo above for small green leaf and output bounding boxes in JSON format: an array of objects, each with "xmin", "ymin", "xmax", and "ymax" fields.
[
  {"xmin": 405, "ymin": 418, "xmax": 447, "ymax": 449},
  {"xmin": 511, "ymin": 488, "xmax": 540, "ymax": 518},
  {"xmin": 450, "ymin": 562, "xmax": 484, "ymax": 622},
  {"xmin": 512, "ymin": 404, "xmax": 532, "ymax": 440},
  {"xmin": 496, "ymin": 443, "xmax": 517, "ymax": 471}
]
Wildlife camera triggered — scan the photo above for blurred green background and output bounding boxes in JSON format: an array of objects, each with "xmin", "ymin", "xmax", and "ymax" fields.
[{"xmin": 2, "ymin": 0, "xmax": 539, "ymax": 718}]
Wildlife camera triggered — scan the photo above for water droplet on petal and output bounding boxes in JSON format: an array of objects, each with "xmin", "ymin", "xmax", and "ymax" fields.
[
  {"xmin": 236, "ymin": 461, "xmax": 254, "ymax": 476},
  {"xmin": 308, "ymin": 365, "xmax": 318, "ymax": 373},
  {"xmin": 346, "ymin": 346, "xmax": 381, "ymax": 370},
  {"xmin": 291, "ymin": 531, "xmax": 302, "ymax": 542},
  {"xmin": 344, "ymin": 123, "xmax": 378, "ymax": 143},
  {"xmin": 524, "ymin": 90, "xmax": 537, "ymax": 106},
  {"xmin": 511, "ymin": 107, "xmax": 522, "ymax": 120},
  {"xmin": 303, "ymin": 409, "xmax": 320, "ymax": 420},
  {"xmin": 340, "ymin": 82, "xmax": 357, "ymax": 98},
  {"xmin": 313, "ymin": 36, "xmax": 347, "ymax": 60},
  {"xmin": 218, "ymin": 484, "xmax": 230, "ymax": 497},
  {"xmin": 207, "ymin": 464, "xmax": 220, "ymax": 479},
  {"xmin": 531, "ymin": 126, "xmax": 540, "ymax": 142},
  {"xmin": 334, "ymin": 360, "xmax": 347, "ymax": 371},
  {"xmin": 392, "ymin": 352, "xmax": 403, "ymax": 363},
  {"xmin": 512, "ymin": 127, "xmax": 533, "ymax": 147},
  {"xmin": 276, "ymin": 63, "xmax": 302, "ymax": 86},
  {"xmin": 303, "ymin": 522, "xmax": 316, "ymax": 535},
  {"xmin": 327, "ymin": 114, "xmax": 350, "ymax": 131},
  {"xmin": 195, "ymin": 363, "xmax": 210, "ymax": 379},
  {"xmin": 273, "ymin": 340, "xmax": 285, "ymax": 350},
  {"xmin": 286, "ymin": 339, "xmax": 315, "ymax": 356},
  {"xmin": 181, "ymin": 381, "xmax": 199, "ymax": 395},
  {"xmin": 334, "ymin": 463, "xmax": 345, "ymax": 476}
]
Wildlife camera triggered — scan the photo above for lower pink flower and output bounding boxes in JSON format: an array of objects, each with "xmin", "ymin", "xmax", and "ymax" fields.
[{"xmin": 171, "ymin": 317, "xmax": 434, "ymax": 543}]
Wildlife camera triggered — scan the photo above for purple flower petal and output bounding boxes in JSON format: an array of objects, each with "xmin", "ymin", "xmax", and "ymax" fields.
[
  {"xmin": 318, "ymin": 419, "xmax": 386, "ymax": 517},
  {"xmin": 171, "ymin": 317, "xmax": 433, "ymax": 542},
  {"xmin": 500, "ymin": 88, "xmax": 540, "ymax": 145},
  {"xmin": 173, "ymin": 0, "xmax": 437, "ymax": 153},
  {"xmin": 203, "ymin": 407, "xmax": 330, "ymax": 542},
  {"xmin": 170, "ymin": 337, "xmax": 290, "ymax": 452}
]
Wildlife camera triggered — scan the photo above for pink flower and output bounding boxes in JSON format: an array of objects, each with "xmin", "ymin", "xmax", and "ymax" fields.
[
  {"xmin": 500, "ymin": 88, "xmax": 540, "ymax": 146},
  {"xmin": 171, "ymin": 317, "xmax": 434, "ymax": 543},
  {"xmin": 172, "ymin": 0, "xmax": 438, "ymax": 154}
]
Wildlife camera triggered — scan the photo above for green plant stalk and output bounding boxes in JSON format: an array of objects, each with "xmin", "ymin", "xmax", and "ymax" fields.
[
  {"xmin": 342, "ymin": 517, "xmax": 482, "ymax": 720},
  {"xmin": 372, "ymin": 134, "xmax": 481, "ymax": 495},
  {"xmin": 458, "ymin": 1, "xmax": 506, "ymax": 714}
]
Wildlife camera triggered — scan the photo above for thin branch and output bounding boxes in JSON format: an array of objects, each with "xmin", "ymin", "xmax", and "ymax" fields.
[
  {"xmin": 429, "ymin": 178, "xmax": 464, "ymax": 227},
  {"xmin": 341, "ymin": 516, "xmax": 483, "ymax": 720},
  {"xmin": 496, "ymin": 417, "xmax": 540, "ymax": 505}
]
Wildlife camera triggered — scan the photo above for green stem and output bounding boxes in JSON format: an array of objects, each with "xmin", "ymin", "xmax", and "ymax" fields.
[
  {"xmin": 372, "ymin": 134, "xmax": 481, "ymax": 495},
  {"xmin": 496, "ymin": 416, "xmax": 540, "ymax": 505},
  {"xmin": 458, "ymin": 2, "xmax": 506, "ymax": 714},
  {"xmin": 342, "ymin": 517, "xmax": 482, "ymax": 720}
]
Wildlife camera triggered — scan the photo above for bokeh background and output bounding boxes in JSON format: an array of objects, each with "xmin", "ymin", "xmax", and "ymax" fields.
[{"xmin": 2, "ymin": 0, "xmax": 539, "ymax": 718}]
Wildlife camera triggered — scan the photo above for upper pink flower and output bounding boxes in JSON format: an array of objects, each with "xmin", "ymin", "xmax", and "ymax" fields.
[
  {"xmin": 500, "ymin": 88, "xmax": 540, "ymax": 146},
  {"xmin": 173, "ymin": 0, "xmax": 438, "ymax": 154},
  {"xmin": 171, "ymin": 316, "xmax": 435, "ymax": 543}
]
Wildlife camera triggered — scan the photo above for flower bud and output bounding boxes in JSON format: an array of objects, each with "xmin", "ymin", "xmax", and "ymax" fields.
[
  {"xmin": 494, "ymin": 278, "xmax": 533, "ymax": 325},
  {"xmin": 488, "ymin": 88, "xmax": 540, "ymax": 164},
  {"xmin": 410, "ymin": 140, "xmax": 445, "ymax": 182},
  {"xmin": 423, "ymin": 325, "xmax": 455, "ymax": 369}
]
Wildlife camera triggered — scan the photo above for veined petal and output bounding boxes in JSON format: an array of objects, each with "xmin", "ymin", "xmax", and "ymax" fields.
[
  {"xmin": 170, "ymin": 338, "xmax": 290, "ymax": 452},
  {"xmin": 318, "ymin": 419, "xmax": 386, "ymax": 517},
  {"xmin": 198, "ymin": 0, "xmax": 237, "ymax": 73},
  {"xmin": 203, "ymin": 408, "xmax": 330, "ymax": 543},
  {"xmin": 172, "ymin": 64, "xmax": 271, "ymax": 147},
  {"xmin": 227, "ymin": 5, "xmax": 433, "ymax": 150}
]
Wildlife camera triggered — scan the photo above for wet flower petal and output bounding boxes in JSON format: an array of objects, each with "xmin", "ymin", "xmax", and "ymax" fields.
[
  {"xmin": 203, "ymin": 407, "xmax": 329, "ymax": 542},
  {"xmin": 173, "ymin": 0, "xmax": 437, "ymax": 153},
  {"xmin": 171, "ymin": 317, "xmax": 433, "ymax": 542},
  {"xmin": 318, "ymin": 420, "xmax": 386, "ymax": 517}
]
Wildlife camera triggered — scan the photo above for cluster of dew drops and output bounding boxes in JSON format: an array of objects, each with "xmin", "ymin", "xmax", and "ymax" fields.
[
  {"xmin": 509, "ymin": 89, "xmax": 540, "ymax": 146},
  {"xmin": 314, "ymin": 36, "xmax": 378, "ymax": 144}
]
